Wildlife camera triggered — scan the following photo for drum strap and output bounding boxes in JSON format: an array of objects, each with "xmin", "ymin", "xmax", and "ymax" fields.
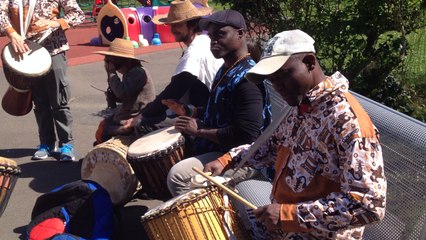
[
  {"xmin": 18, "ymin": 0, "xmax": 37, "ymax": 37},
  {"xmin": 18, "ymin": 0, "xmax": 53, "ymax": 44}
]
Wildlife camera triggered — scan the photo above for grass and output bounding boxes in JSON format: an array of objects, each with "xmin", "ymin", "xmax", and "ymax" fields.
[
  {"xmin": 405, "ymin": 27, "xmax": 426, "ymax": 85},
  {"xmin": 400, "ymin": 26, "xmax": 426, "ymax": 121}
]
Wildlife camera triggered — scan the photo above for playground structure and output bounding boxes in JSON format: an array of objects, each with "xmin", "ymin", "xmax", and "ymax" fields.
[
  {"xmin": 79, "ymin": 0, "xmax": 211, "ymax": 46},
  {"xmin": 92, "ymin": 0, "xmax": 174, "ymax": 46},
  {"xmin": 90, "ymin": 0, "xmax": 170, "ymax": 21}
]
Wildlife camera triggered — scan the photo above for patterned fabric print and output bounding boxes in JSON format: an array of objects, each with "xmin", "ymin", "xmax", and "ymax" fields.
[
  {"xmin": 244, "ymin": 208, "xmax": 287, "ymax": 240},
  {"xmin": 0, "ymin": 0, "xmax": 84, "ymax": 55},
  {"xmin": 194, "ymin": 57, "xmax": 272, "ymax": 154},
  {"xmin": 229, "ymin": 72, "xmax": 386, "ymax": 239}
]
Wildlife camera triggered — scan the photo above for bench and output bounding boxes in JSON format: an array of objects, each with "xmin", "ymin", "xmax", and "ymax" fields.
[{"xmin": 266, "ymin": 82, "xmax": 426, "ymax": 240}]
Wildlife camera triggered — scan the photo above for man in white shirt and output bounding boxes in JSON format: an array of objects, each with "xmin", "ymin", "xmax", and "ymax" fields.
[{"xmin": 123, "ymin": 0, "xmax": 223, "ymax": 132}]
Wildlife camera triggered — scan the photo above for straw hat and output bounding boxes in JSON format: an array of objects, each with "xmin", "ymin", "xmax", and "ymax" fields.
[
  {"xmin": 152, "ymin": 0, "xmax": 213, "ymax": 25},
  {"xmin": 94, "ymin": 38, "xmax": 147, "ymax": 62}
]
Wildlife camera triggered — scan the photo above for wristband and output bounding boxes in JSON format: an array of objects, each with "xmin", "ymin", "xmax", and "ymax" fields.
[{"xmin": 186, "ymin": 104, "xmax": 195, "ymax": 117}]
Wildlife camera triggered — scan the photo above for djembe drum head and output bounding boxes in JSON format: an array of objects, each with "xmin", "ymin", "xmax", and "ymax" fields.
[
  {"xmin": 81, "ymin": 136, "xmax": 138, "ymax": 206},
  {"xmin": 1, "ymin": 41, "xmax": 52, "ymax": 90}
]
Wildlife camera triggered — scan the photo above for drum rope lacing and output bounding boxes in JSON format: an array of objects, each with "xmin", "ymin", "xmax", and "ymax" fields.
[
  {"xmin": 176, "ymin": 189, "xmax": 236, "ymax": 239},
  {"xmin": 141, "ymin": 186, "xmax": 246, "ymax": 239},
  {"xmin": 0, "ymin": 166, "xmax": 22, "ymax": 175}
]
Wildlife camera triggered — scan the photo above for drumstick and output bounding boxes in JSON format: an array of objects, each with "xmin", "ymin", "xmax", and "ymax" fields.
[
  {"xmin": 192, "ymin": 167, "xmax": 257, "ymax": 210},
  {"xmin": 90, "ymin": 85, "xmax": 106, "ymax": 93}
]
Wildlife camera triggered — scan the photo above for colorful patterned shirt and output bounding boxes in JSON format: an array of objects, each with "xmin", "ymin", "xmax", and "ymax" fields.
[
  {"xmin": 223, "ymin": 72, "xmax": 386, "ymax": 239},
  {"xmin": 0, "ymin": 0, "xmax": 85, "ymax": 55}
]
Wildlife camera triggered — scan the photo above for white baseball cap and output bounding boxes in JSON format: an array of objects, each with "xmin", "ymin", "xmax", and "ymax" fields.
[{"xmin": 246, "ymin": 29, "xmax": 315, "ymax": 83}]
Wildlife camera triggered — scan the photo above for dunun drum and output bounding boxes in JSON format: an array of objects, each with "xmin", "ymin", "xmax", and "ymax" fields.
[
  {"xmin": 81, "ymin": 136, "xmax": 138, "ymax": 206},
  {"xmin": 0, "ymin": 157, "xmax": 21, "ymax": 217},
  {"xmin": 127, "ymin": 126, "xmax": 185, "ymax": 198},
  {"xmin": 1, "ymin": 41, "xmax": 52, "ymax": 90},
  {"xmin": 141, "ymin": 186, "xmax": 247, "ymax": 240}
]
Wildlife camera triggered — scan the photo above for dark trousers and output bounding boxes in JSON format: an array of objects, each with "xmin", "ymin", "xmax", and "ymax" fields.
[{"xmin": 32, "ymin": 52, "xmax": 73, "ymax": 147}]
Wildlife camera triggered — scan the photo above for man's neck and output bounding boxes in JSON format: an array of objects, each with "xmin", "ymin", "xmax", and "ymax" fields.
[
  {"xmin": 223, "ymin": 49, "xmax": 248, "ymax": 68},
  {"xmin": 312, "ymin": 68, "xmax": 327, "ymax": 87},
  {"xmin": 183, "ymin": 33, "xmax": 199, "ymax": 46}
]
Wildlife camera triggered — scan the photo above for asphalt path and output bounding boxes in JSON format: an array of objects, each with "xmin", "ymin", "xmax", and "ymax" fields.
[{"xmin": 0, "ymin": 46, "xmax": 182, "ymax": 239}]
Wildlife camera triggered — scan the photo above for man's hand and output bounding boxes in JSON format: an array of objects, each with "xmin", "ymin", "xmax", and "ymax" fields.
[
  {"xmin": 121, "ymin": 114, "xmax": 142, "ymax": 128},
  {"xmin": 253, "ymin": 203, "xmax": 282, "ymax": 231},
  {"xmin": 161, "ymin": 99, "xmax": 186, "ymax": 116},
  {"xmin": 9, "ymin": 32, "xmax": 29, "ymax": 54},
  {"xmin": 174, "ymin": 116, "xmax": 198, "ymax": 136},
  {"xmin": 203, "ymin": 159, "xmax": 226, "ymax": 176},
  {"xmin": 104, "ymin": 59, "xmax": 116, "ymax": 74}
]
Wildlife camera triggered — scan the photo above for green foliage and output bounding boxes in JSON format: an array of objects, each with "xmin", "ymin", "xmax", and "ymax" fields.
[{"xmin": 212, "ymin": 0, "xmax": 425, "ymax": 121}]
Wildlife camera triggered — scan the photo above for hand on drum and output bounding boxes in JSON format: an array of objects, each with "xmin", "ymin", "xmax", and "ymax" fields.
[
  {"xmin": 161, "ymin": 99, "xmax": 186, "ymax": 116},
  {"xmin": 174, "ymin": 116, "xmax": 198, "ymax": 136},
  {"xmin": 9, "ymin": 32, "xmax": 29, "ymax": 55},
  {"xmin": 120, "ymin": 114, "xmax": 142, "ymax": 129},
  {"xmin": 253, "ymin": 203, "xmax": 282, "ymax": 231},
  {"xmin": 203, "ymin": 159, "xmax": 226, "ymax": 176}
]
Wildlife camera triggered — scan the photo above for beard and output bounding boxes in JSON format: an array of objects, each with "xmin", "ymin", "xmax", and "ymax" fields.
[{"xmin": 173, "ymin": 32, "xmax": 189, "ymax": 43}]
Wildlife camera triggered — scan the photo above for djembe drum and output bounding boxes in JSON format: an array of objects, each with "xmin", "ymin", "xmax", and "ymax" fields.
[
  {"xmin": 1, "ymin": 40, "xmax": 52, "ymax": 116},
  {"xmin": 81, "ymin": 136, "xmax": 138, "ymax": 206},
  {"xmin": 141, "ymin": 186, "xmax": 247, "ymax": 240},
  {"xmin": 1, "ymin": 41, "xmax": 52, "ymax": 90},
  {"xmin": 0, "ymin": 157, "xmax": 21, "ymax": 217},
  {"xmin": 127, "ymin": 126, "xmax": 185, "ymax": 198}
]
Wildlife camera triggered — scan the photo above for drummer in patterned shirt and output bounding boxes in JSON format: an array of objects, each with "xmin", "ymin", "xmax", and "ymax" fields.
[
  {"xmin": 203, "ymin": 30, "xmax": 387, "ymax": 239},
  {"xmin": 0, "ymin": 0, "xmax": 84, "ymax": 162}
]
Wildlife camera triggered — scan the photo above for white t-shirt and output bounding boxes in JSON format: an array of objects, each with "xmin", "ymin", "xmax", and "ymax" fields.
[{"xmin": 173, "ymin": 34, "xmax": 224, "ymax": 90}]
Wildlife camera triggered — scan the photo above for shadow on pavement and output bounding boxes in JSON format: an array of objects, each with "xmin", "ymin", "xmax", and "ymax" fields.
[
  {"xmin": 118, "ymin": 204, "xmax": 150, "ymax": 240},
  {"xmin": 0, "ymin": 148, "xmax": 34, "ymax": 159},
  {"xmin": 18, "ymin": 160, "xmax": 81, "ymax": 193},
  {"xmin": 13, "ymin": 225, "xmax": 26, "ymax": 240}
]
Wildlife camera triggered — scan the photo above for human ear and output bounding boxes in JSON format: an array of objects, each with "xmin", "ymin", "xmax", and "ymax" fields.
[
  {"xmin": 237, "ymin": 28, "xmax": 245, "ymax": 39},
  {"xmin": 303, "ymin": 54, "xmax": 316, "ymax": 71}
]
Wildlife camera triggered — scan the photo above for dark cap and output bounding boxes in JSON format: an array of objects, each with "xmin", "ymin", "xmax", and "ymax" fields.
[{"xmin": 199, "ymin": 9, "xmax": 247, "ymax": 31}]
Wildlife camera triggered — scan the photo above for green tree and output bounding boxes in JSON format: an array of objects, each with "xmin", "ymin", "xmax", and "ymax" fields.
[{"xmin": 213, "ymin": 0, "xmax": 425, "ymax": 120}]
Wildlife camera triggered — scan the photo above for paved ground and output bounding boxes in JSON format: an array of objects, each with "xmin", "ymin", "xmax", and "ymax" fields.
[{"xmin": 0, "ymin": 26, "xmax": 181, "ymax": 239}]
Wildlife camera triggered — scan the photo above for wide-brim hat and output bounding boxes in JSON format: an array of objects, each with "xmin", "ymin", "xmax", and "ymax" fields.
[
  {"xmin": 94, "ymin": 38, "xmax": 147, "ymax": 62},
  {"xmin": 152, "ymin": 0, "xmax": 213, "ymax": 25}
]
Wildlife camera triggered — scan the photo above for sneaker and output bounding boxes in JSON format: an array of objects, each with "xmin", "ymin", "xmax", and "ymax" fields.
[
  {"xmin": 32, "ymin": 144, "xmax": 54, "ymax": 160},
  {"xmin": 59, "ymin": 144, "xmax": 76, "ymax": 162}
]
